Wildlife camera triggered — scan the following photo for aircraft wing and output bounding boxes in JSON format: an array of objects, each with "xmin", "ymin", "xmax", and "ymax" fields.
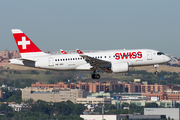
[{"xmin": 80, "ymin": 54, "xmax": 110, "ymax": 69}]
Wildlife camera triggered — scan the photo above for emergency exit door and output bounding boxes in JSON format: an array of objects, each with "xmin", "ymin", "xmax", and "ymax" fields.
[
  {"xmin": 48, "ymin": 57, "xmax": 54, "ymax": 66},
  {"xmin": 147, "ymin": 51, "xmax": 152, "ymax": 60}
]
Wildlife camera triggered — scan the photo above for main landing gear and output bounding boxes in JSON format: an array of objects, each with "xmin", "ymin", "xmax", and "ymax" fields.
[
  {"xmin": 91, "ymin": 71, "xmax": 101, "ymax": 79},
  {"xmin": 154, "ymin": 64, "xmax": 159, "ymax": 75}
]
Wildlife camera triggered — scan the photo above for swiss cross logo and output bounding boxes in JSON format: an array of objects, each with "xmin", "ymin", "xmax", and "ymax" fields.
[
  {"xmin": 18, "ymin": 37, "xmax": 30, "ymax": 49},
  {"xmin": 77, "ymin": 50, "xmax": 83, "ymax": 54}
]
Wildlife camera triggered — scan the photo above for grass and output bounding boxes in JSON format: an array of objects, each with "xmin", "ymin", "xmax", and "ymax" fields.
[{"xmin": 0, "ymin": 64, "xmax": 180, "ymax": 84}]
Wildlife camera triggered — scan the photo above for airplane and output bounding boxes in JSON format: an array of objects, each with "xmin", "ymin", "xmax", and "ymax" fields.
[
  {"xmin": 10, "ymin": 29, "xmax": 171, "ymax": 79},
  {"xmin": 60, "ymin": 49, "xmax": 67, "ymax": 54}
]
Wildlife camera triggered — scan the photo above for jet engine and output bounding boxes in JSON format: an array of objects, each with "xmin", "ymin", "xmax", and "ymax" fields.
[{"xmin": 111, "ymin": 62, "xmax": 129, "ymax": 73}]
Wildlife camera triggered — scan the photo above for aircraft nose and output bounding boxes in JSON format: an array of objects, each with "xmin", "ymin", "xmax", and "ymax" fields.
[{"xmin": 164, "ymin": 55, "xmax": 171, "ymax": 62}]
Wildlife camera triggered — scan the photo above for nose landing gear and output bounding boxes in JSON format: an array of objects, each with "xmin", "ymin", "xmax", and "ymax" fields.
[
  {"xmin": 154, "ymin": 64, "xmax": 159, "ymax": 75},
  {"xmin": 91, "ymin": 71, "xmax": 101, "ymax": 79}
]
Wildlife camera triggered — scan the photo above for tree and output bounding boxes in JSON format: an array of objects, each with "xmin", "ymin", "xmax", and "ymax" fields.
[
  {"xmin": 175, "ymin": 103, "xmax": 180, "ymax": 108},
  {"xmin": 73, "ymin": 104, "xmax": 85, "ymax": 115},
  {"xmin": 121, "ymin": 109, "xmax": 128, "ymax": 114},
  {"xmin": 129, "ymin": 103, "xmax": 138, "ymax": 109},
  {"xmin": 122, "ymin": 102, "xmax": 129, "ymax": 108},
  {"xmin": 25, "ymin": 98, "xmax": 34, "ymax": 105},
  {"xmin": 66, "ymin": 100, "xmax": 75, "ymax": 113},
  {"xmin": 78, "ymin": 117, "xmax": 84, "ymax": 120},
  {"xmin": 0, "ymin": 104, "xmax": 13, "ymax": 112},
  {"xmin": 7, "ymin": 95, "xmax": 22, "ymax": 103},
  {"xmin": 108, "ymin": 104, "xmax": 117, "ymax": 110},
  {"xmin": 6, "ymin": 113, "xmax": 14, "ymax": 117}
]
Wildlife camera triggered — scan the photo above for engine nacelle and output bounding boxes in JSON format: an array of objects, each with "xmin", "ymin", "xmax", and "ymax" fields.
[{"xmin": 111, "ymin": 62, "xmax": 129, "ymax": 73}]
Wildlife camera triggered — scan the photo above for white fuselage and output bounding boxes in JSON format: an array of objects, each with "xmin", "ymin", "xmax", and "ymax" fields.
[{"xmin": 10, "ymin": 49, "xmax": 171, "ymax": 72}]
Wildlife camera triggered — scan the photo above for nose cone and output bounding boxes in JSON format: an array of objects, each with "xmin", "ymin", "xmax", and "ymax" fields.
[{"xmin": 164, "ymin": 55, "xmax": 171, "ymax": 63}]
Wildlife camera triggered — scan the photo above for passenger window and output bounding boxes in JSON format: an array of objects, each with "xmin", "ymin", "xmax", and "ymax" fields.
[{"xmin": 55, "ymin": 59, "xmax": 57, "ymax": 61}]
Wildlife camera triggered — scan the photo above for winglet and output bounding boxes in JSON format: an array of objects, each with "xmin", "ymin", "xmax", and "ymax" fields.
[
  {"xmin": 60, "ymin": 49, "xmax": 67, "ymax": 54},
  {"xmin": 76, "ymin": 49, "xmax": 83, "ymax": 54}
]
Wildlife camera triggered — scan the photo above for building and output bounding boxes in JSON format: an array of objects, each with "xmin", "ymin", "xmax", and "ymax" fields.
[
  {"xmin": 80, "ymin": 114, "xmax": 166, "ymax": 120},
  {"xmin": 31, "ymin": 81, "xmax": 107, "ymax": 93},
  {"xmin": 91, "ymin": 92, "xmax": 111, "ymax": 98},
  {"xmin": 141, "ymin": 83, "xmax": 167, "ymax": 93},
  {"xmin": 142, "ymin": 92, "xmax": 180, "ymax": 100},
  {"xmin": 8, "ymin": 103, "xmax": 30, "ymax": 112},
  {"xmin": 112, "ymin": 99, "xmax": 178, "ymax": 108},
  {"xmin": 77, "ymin": 97, "xmax": 111, "ymax": 104},
  {"xmin": 21, "ymin": 87, "xmax": 89, "ymax": 103},
  {"xmin": 144, "ymin": 108, "xmax": 180, "ymax": 120},
  {"xmin": 80, "ymin": 115, "xmax": 127, "ymax": 120},
  {"xmin": 0, "ymin": 50, "xmax": 20, "ymax": 66},
  {"xmin": 108, "ymin": 82, "xmax": 125, "ymax": 92},
  {"xmin": 0, "ymin": 90, "xmax": 2, "ymax": 99},
  {"xmin": 31, "ymin": 81, "xmax": 169, "ymax": 93},
  {"xmin": 31, "ymin": 81, "xmax": 142, "ymax": 93}
]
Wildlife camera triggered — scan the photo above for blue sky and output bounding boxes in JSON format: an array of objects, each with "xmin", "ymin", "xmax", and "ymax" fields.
[{"xmin": 0, "ymin": 0, "xmax": 180, "ymax": 57}]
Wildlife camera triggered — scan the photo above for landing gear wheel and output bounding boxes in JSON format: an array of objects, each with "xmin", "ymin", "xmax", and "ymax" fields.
[
  {"xmin": 91, "ymin": 74, "xmax": 101, "ymax": 79},
  {"xmin": 154, "ymin": 64, "xmax": 159, "ymax": 75},
  {"xmin": 91, "ymin": 74, "xmax": 96, "ymax": 79},
  {"xmin": 154, "ymin": 71, "xmax": 158, "ymax": 75},
  {"xmin": 95, "ymin": 74, "xmax": 100, "ymax": 79}
]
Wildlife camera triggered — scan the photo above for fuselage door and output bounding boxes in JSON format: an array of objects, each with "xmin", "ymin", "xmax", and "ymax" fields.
[
  {"xmin": 147, "ymin": 51, "xmax": 152, "ymax": 60},
  {"xmin": 48, "ymin": 57, "xmax": 54, "ymax": 66}
]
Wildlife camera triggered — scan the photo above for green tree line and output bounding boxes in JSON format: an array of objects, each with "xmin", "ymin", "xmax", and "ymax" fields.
[{"xmin": 0, "ymin": 100, "xmax": 85, "ymax": 120}]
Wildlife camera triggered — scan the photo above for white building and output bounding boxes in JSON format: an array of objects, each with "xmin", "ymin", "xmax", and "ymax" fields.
[
  {"xmin": 144, "ymin": 108, "xmax": 180, "ymax": 120},
  {"xmin": 80, "ymin": 114, "xmax": 165, "ymax": 120},
  {"xmin": 8, "ymin": 103, "xmax": 30, "ymax": 112},
  {"xmin": 80, "ymin": 115, "xmax": 118, "ymax": 120}
]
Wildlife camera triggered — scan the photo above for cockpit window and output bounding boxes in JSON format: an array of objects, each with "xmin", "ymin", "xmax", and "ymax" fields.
[{"xmin": 157, "ymin": 52, "xmax": 165, "ymax": 55}]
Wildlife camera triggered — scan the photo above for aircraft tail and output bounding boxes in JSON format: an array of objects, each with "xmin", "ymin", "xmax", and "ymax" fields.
[
  {"xmin": 60, "ymin": 49, "xmax": 67, "ymax": 54},
  {"xmin": 11, "ymin": 29, "xmax": 48, "ymax": 58},
  {"xmin": 76, "ymin": 49, "xmax": 83, "ymax": 54}
]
